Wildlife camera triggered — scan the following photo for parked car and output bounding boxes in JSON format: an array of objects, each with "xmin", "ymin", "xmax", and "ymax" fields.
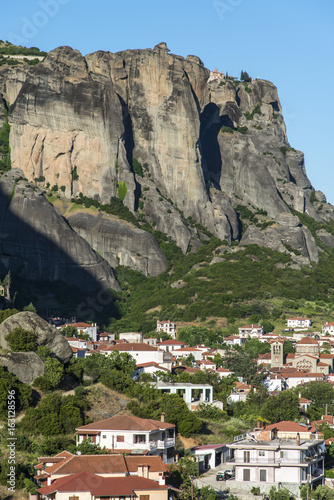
[
  {"xmin": 216, "ymin": 469, "xmax": 234, "ymax": 481},
  {"xmin": 216, "ymin": 471, "xmax": 225, "ymax": 481}
]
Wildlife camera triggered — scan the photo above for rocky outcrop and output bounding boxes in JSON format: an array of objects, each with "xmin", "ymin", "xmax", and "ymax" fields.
[
  {"xmin": 68, "ymin": 212, "xmax": 168, "ymax": 276},
  {"xmin": 2, "ymin": 42, "xmax": 332, "ymax": 266},
  {"xmin": 0, "ymin": 351, "xmax": 44, "ymax": 384},
  {"xmin": 0, "ymin": 170, "xmax": 120, "ymax": 291},
  {"xmin": 0, "ymin": 311, "xmax": 72, "ymax": 363},
  {"xmin": 241, "ymin": 222, "xmax": 319, "ymax": 264}
]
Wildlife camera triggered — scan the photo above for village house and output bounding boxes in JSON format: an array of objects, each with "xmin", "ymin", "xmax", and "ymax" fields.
[
  {"xmin": 322, "ymin": 322, "xmax": 334, "ymax": 335},
  {"xmin": 35, "ymin": 452, "xmax": 168, "ymax": 486},
  {"xmin": 191, "ymin": 444, "xmax": 229, "ymax": 472},
  {"xmin": 38, "ymin": 471, "xmax": 169, "ymax": 500},
  {"xmin": 119, "ymin": 332, "xmax": 144, "ymax": 343},
  {"xmin": 98, "ymin": 331, "xmax": 116, "ymax": 343},
  {"xmin": 156, "ymin": 320, "xmax": 177, "ymax": 338},
  {"xmin": 132, "ymin": 362, "xmax": 170, "ymax": 381},
  {"xmin": 224, "ymin": 335, "xmax": 243, "ymax": 347},
  {"xmin": 228, "ymin": 382, "xmax": 255, "ymax": 403},
  {"xmin": 228, "ymin": 428, "xmax": 325, "ymax": 495},
  {"xmin": 75, "ymin": 414, "xmax": 176, "ymax": 464},
  {"xmin": 59, "ymin": 321, "xmax": 98, "ymax": 341},
  {"xmin": 287, "ymin": 317, "xmax": 312, "ymax": 329},
  {"xmin": 170, "ymin": 346, "xmax": 204, "ymax": 362},
  {"xmin": 92, "ymin": 342, "xmax": 172, "ymax": 370},
  {"xmin": 217, "ymin": 367, "xmax": 233, "ymax": 379},
  {"xmin": 238, "ymin": 324, "xmax": 264, "ymax": 338},
  {"xmin": 150, "ymin": 381, "xmax": 213, "ymax": 409},
  {"xmin": 157, "ymin": 339, "xmax": 187, "ymax": 352}
]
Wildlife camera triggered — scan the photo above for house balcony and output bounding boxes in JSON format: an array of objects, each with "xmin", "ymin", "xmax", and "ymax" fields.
[{"xmin": 149, "ymin": 438, "xmax": 175, "ymax": 450}]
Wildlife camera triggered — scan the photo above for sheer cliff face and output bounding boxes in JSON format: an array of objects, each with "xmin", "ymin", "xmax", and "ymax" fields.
[
  {"xmin": 4, "ymin": 43, "xmax": 324, "ymax": 261},
  {"xmin": 0, "ymin": 170, "xmax": 120, "ymax": 291}
]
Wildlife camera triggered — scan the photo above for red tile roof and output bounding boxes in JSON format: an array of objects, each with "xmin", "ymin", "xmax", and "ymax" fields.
[
  {"xmin": 76, "ymin": 414, "xmax": 175, "ymax": 432},
  {"xmin": 38, "ymin": 471, "xmax": 168, "ymax": 496},
  {"xmin": 297, "ymin": 337, "xmax": 319, "ymax": 345},
  {"xmin": 158, "ymin": 340, "xmax": 186, "ymax": 345},
  {"xmin": 97, "ymin": 343, "xmax": 160, "ymax": 352},
  {"xmin": 48, "ymin": 454, "xmax": 127, "ymax": 475},
  {"xmin": 124, "ymin": 455, "xmax": 168, "ymax": 473},
  {"xmin": 264, "ymin": 421, "xmax": 316, "ymax": 433}
]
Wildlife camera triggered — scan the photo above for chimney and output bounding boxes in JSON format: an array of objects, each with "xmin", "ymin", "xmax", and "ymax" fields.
[
  {"xmin": 161, "ymin": 412, "xmax": 166, "ymax": 423},
  {"xmin": 296, "ymin": 432, "xmax": 300, "ymax": 446},
  {"xmin": 257, "ymin": 420, "xmax": 262, "ymax": 429}
]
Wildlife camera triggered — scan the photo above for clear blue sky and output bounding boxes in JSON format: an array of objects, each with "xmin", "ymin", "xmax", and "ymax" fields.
[{"xmin": 1, "ymin": 0, "xmax": 334, "ymax": 202}]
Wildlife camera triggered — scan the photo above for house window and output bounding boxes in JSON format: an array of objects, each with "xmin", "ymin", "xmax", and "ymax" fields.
[
  {"xmin": 243, "ymin": 451, "xmax": 250, "ymax": 462},
  {"xmin": 140, "ymin": 496, "xmax": 150, "ymax": 500},
  {"xmin": 259, "ymin": 451, "xmax": 265, "ymax": 457},
  {"xmin": 117, "ymin": 435, "xmax": 124, "ymax": 442},
  {"xmin": 260, "ymin": 470, "xmax": 267, "ymax": 482},
  {"xmin": 102, "ymin": 435, "xmax": 106, "ymax": 439},
  {"xmin": 134, "ymin": 434, "xmax": 146, "ymax": 444},
  {"xmin": 69, "ymin": 497, "xmax": 79, "ymax": 500},
  {"xmin": 243, "ymin": 469, "xmax": 250, "ymax": 481}
]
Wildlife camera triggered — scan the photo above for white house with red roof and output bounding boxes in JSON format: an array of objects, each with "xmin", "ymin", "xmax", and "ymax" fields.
[
  {"xmin": 217, "ymin": 367, "xmax": 233, "ymax": 379},
  {"xmin": 287, "ymin": 317, "xmax": 312, "ymax": 329},
  {"xmin": 38, "ymin": 471, "xmax": 169, "ymax": 500},
  {"xmin": 92, "ymin": 343, "xmax": 172, "ymax": 370},
  {"xmin": 224, "ymin": 335, "xmax": 243, "ymax": 347},
  {"xmin": 322, "ymin": 322, "xmax": 334, "ymax": 335},
  {"xmin": 156, "ymin": 320, "xmax": 177, "ymax": 338},
  {"xmin": 133, "ymin": 362, "xmax": 170, "ymax": 381},
  {"xmin": 238, "ymin": 324, "xmax": 264, "ymax": 337},
  {"xmin": 170, "ymin": 346, "xmax": 204, "ymax": 361},
  {"xmin": 76, "ymin": 414, "xmax": 176, "ymax": 464},
  {"xmin": 157, "ymin": 339, "xmax": 188, "ymax": 352},
  {"xmin": 59, "ymin": 321, "xmax": 98, "ymax": 341}
]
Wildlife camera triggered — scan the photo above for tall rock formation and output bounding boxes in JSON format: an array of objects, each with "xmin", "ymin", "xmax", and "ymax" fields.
[
  {"xmin": 0, "ymin": 169, "xmax": 120, "ymax": 291},
  {"xmin": 1, "ymin": 42, "xmax": 333, "ymax": 273}
]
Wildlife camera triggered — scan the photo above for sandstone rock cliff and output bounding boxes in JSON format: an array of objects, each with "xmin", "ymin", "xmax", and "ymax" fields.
[
  {"xmin": 68, "ymin": 212, "xmax": 167, "ymax": 276},
  {"xmin": 1, "ymin": 42, "xmax": 332, "ymax": 269},
  {"xmin": 0, "ymin": 169, "xmax": 120, "ymax": 290}
]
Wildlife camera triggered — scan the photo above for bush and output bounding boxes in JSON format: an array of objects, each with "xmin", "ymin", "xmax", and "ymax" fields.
[
  {"xmin": 178, "ymin": 412, "xmax": 202, "ymax": 437},
  {"xmin": 5, "ymin": 327, "xmax": 37, "ymax": 351},
  {"xmin": 72, "ymin": 166, "xmax": 79, "ymax": 180},
  {"xmin": 132, "ymin": 158, "xmax": 144, "ymax": 177}
]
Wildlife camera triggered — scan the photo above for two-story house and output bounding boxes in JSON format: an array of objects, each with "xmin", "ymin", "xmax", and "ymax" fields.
[
  {"xmin": 322, "ymin": 322, "xmax": 334, "ymax": 335},
  {"xmin": 93, "ymin": 343, "xmax": 172, "ymax": 370},
  {"xmin": 156, "ymin": 320, "xmax": 177, "ymax": 338},
  {"xmin": 238, "ymin": 324, "xmax": 264, "ymax": 338},
  {"xmin": 287, "ymin": 317, "xmax": 312, "ymax": 329},
  {"xmin": 228, "ymin": 428, "xmax": 324, "ymax": 495},
  {"xmin": 75, "ymin": 414, "xmax": 176, "ymax": 463},
  {"xmin": 38, "ymin": 472, "xmax": 169, "ymax": 500}
]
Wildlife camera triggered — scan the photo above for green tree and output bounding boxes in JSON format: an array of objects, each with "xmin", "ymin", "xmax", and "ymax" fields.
[
  {"xmin": 260, "ymin": 391, "xmax": 299, "ymax": 423},
  {"xmin": 60, "ymin": 325, "xmax": 78, "ymax": 337},
  {"xmin": 269, "ymin": 486, "xmax": 295, "ymax": 499},
  {"xmin": 5, "ymin": 327, "xmax": 37, "ymax": 351},
  {"xmin": 200, "ymin": 485, "xmax": 220, "ymax": 500},
  {"xmin": 34, "ymin": 357, "xmax": 64, "ymax": 390},
  {"xmin": 225, "ymin": 350, "xmax": 258, "ymax": 383},
  {"xmin": 23, "ymin": 302, "xmax": 37, "ymax": 313},
  {"xmin": 243, "ymin": 338, "xmax": 270, "ymax": 358},
  {"xmin": 178, "ymin": 412, "xmax": 202, "ymax": 437},
  {"xmin": 0, "ymin": 366, "xmax": 33, "ymax": 419}
]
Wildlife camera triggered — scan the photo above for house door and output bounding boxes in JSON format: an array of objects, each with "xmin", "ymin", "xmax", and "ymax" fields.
[{"xmin": 243, "ymin": 469, "xmax": 250, "ymax": 481}]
